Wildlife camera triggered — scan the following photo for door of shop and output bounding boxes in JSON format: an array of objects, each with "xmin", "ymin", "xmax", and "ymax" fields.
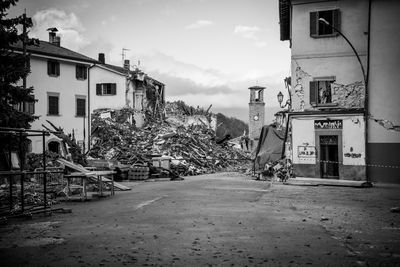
[{"xmin": 319, "ymin": 135, "xmax": 339, "ymax": 178}]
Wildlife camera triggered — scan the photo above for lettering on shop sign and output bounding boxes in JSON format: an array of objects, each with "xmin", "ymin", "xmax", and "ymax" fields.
[
  {"xmin": 344, "ymin": 153, "xmax": 362, "ymax": 158},
  {"xmin": 298, "ymin": 146, "xmax": 316, "ymax": 158},
  {"xmin": 314, "ymin": 120, "xmax": 342, "ymax": 129}
]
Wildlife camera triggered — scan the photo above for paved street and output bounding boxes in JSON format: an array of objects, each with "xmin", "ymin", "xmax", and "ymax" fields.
[{"xmin": 1, "ymin": 172, "xmax": 400, "ymax": 266}]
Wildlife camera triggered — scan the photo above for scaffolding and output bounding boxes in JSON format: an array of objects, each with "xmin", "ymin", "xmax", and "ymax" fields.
[{"xmin": 0, "ymin": 127, "xmax": 67, "ymax": 220}]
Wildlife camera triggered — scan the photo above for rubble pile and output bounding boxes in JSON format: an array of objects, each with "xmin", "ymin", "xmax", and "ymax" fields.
[
  {"xmin": 0, "ymin": 177, "xmax": 64, "ymax": 213},
  {"xmin": 88, "ymin": 107, "xmax": 250, "ymax": 176}
]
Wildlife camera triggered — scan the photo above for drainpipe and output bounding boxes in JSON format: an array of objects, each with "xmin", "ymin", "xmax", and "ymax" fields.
[
  {"xmin": 365, "ymin": 0, "xmax": 371, "ymax": 183},
  {"xmin": 87, "ymin": 64, "xmax": 95, "ymax": 151}
]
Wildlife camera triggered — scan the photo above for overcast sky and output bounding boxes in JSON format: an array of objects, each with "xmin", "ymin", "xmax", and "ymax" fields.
[{"xmin": 9, "ymin": 0, "xmax": 290, "ymax": 122}]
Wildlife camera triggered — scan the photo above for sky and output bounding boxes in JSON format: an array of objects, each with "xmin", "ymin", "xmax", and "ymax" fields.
[{"xmin": 8, "ymin": 0, "xmax": 291, "ymax": 123}]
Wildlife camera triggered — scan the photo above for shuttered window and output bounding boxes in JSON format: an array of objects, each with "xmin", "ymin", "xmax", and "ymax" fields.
[
  {"xmin": 47, "ymin": 60, "xmax": 60, "ymax": 76},
  {"xmin": 76, "ymin": 65, "xmax": 87, "ymax": 80},
  {"xmin": 48, "ymin": 95, "xmax": 59, "ymax": 115},
  {"xmin": 76, "ymin": 98, "xmax": 86, "ymax": 117},
  {"xmin": 95, "ymin": 83, "xmax": 117, "ymax": 95},
  {"xmin": 310, "ymin": 9, "xmax": 340, "ymax": 38},
  {"xmin": 310, "ymin": 79, "xmax": 335, "ymax": 107}
]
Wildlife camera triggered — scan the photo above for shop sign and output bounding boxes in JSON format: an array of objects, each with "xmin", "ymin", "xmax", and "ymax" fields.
[
  {"xmin": 298, "ymin": 146, "xmax": 316, "ymax": 158},
  {"xmin": 314, "ymin": 120, "xmax": 342, "ymax": 129}
]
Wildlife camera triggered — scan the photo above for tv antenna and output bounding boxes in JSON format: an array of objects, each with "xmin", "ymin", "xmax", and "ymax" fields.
[{"xmin": 121, "ymin": 48, "xmax": 130, "ymax": 63}]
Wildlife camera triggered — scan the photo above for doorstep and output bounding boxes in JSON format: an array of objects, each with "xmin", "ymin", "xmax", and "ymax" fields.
[{"xmin": 284, "ymin": 177, "xmax": 373, "ymax": 188}]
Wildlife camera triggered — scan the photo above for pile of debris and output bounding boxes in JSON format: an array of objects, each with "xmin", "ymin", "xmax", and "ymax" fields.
[{"xmin": 88, "ymin": 105, "xmax": 250, "ymax": 176}]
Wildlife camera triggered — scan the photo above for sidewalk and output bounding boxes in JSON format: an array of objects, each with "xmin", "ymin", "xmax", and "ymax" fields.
[{"xmin": 284, "ymin": 177, "xmax": 373, "ymax": 187}]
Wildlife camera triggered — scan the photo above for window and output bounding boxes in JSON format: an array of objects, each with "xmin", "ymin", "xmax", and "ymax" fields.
[
  {"xmin": 76, "ymin": 97, "xmax": 86, "ymax": 117},
  {"xmin": 310, "ymin": 78, "xmax": 336, "ymax": 107},
  {"xmin": 48, "ymin": 93, "xmax": 59, "ymax": 115},
  {"xmin": 96, "ymin": 83, "xmax": 117, "ymax": 95},
  {"xmin": 47, "ymin": 60, "xmax": 60, "ymax": 76},
  {"xmin": 310, "ymin": 9, "xmax": 340, "ymax": 38},
  {"xmin": 13, "ymin": 95, "xmax": 35, "ymax": 115},
  {"xmin": 76, "ymin": 65, "xmax": 87, "ymax": 80}
]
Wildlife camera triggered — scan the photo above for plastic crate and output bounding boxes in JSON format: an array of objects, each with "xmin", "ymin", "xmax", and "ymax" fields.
[
  {"xmin": 129, "ymin": 166, "xmax": 149, "ymax": 180},
  {"xmin": 152, "ymin": 157, "xmax": 171, "ymax": 170}
]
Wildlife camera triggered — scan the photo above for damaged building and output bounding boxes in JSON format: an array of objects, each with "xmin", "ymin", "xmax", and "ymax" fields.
[
  {"xmin": 279, "ymin": 0, "xmax": 400, "ymax": 182},
  {"xmin": 10, "ymin": 28, "xmax": 165, "ymax": 155}
]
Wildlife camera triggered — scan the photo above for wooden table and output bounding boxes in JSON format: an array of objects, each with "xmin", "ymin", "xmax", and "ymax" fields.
[{"xmin": 64, "ymin": 170, "xmax": 116, "ymax": 200}]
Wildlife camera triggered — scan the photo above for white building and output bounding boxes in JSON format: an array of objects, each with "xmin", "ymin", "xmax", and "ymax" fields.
[
  {"xmin": 279, "ymin": 0, "xmax": 400, "ymax": 183},
  {"xmin": 14, "ymin": 30, "xmax": 97, "ymax": 154}
]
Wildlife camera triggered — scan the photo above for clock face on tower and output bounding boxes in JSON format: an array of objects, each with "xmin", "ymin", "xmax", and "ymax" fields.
[{"xmin": 253, "ymin": 115, "xmax": 259, "ymax": 121}]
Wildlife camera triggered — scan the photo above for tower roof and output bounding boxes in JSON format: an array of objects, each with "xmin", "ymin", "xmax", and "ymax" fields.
[{"xmin": 249, "ymin": 85, "xmax": 265, "ymax": 90}]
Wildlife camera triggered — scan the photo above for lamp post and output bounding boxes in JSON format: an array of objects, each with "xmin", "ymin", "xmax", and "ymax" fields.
[
  {"xmin": 277, "ymin": 77, "xmax": 292, "ymax": 159},
  {"xmin": 318, "ymin": 18, "xmax": 367, "ymax": 87},
  {"xmin": 318, "ymin": 17, "xmax": 370, "ymax": 183}
]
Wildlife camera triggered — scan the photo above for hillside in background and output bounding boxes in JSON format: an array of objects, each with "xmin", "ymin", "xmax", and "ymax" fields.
[{"xmin": 215, "ymin": 113, "xmax": 248, "ymax": 140}]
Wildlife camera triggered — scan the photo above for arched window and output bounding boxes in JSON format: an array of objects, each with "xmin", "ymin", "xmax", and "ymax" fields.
[{"xmin": 48, "ymin": 141, "xmax": 60, "ymax": 154}]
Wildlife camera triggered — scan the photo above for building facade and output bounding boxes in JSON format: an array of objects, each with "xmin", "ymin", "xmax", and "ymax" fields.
[
  {"xmin": 14, "ymin": 30, "xmax": 98, "ymax": 154},
  {"xmin": 279, "ymin": 0, "xmax": 400, "ymax": 182}
]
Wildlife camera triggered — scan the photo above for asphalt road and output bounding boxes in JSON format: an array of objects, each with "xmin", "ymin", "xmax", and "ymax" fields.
[{"xmin": 1, "ymin": 172, "xmax": 400, "ymax": 266}]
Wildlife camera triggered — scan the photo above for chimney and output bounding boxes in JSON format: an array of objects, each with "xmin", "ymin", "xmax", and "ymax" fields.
[
  {"xmin": 47, "ymin": 27, "xmax": 59, "ymax": 46},
  {"xmin": 124, "ymin": 59, "xmax": 130, "ymax": 71},
  {"xmin": 98, "ymin": 53, "xmax": 105, "ymax": 64},
  {"xmin": 54, "ymin": 36, "xmax": 61, "ymax": 47},
  {"xmin": 49, "ymin": 32, "xmax": 56, "ymax": 43}
]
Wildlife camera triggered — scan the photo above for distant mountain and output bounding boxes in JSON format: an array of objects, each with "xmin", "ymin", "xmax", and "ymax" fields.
[{"xmin": 215, "ymin": 113, "xmax": 248, "ymax": 140}]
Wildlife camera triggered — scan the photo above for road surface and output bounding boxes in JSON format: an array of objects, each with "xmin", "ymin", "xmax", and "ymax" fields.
[{"xmin": 1, "ymin": 172, "xmax": 400, "ymax": 266}]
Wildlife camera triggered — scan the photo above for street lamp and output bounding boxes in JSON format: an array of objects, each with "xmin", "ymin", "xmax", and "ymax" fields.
[
  {"xmin": 318, "ymin": 18, "xmax": 367, "ymax": 86},
  {"xmin": 277, "ymin": 91, "xmax": 290, "ymax": 109},
  {"xmin": 277, "ymin": 77, "xmax": 292, "ymax": 109}
]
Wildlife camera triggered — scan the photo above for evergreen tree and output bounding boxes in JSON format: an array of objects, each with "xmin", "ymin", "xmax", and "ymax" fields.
[{"xmin": 0, "ymin": 0, "xmax": 38, "ymax": 167}]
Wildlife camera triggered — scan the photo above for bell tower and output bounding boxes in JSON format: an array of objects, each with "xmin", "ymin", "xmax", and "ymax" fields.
[{"xmin": 248, "ymin": 86, "xmax": 265, "ymax": 150}]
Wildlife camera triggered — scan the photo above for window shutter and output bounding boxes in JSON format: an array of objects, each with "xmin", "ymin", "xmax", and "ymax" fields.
[
  {"xmin": 75, "ymin": 65, "xmax": 79, "ymax": 79},
  {"xmin": 83, "ymin": 67, "xmax": 87, "ymax": 79},
  {"xmin": 310, "ymin": 81, "xmax": 318, "ymax": 106},
  {"xmin": 111, "ymin": 83, "xmax": 117, "ymax": 95},
  {"xmin": 47, "ymin": 61, "xmax": 51, "ymax": 75},
  {"xmin": 333, "ymin": 9, "xmax": 340, "ymax": 34},
  {"xmin": 310, "ymin": 12, "xmax": 318, "ymax": 37},
  {"xmin": 56, "ymin": 62, "xmax": 60, "ymax": 76},
  {"xmin": 76, "ymin": 98, "xmax": 86, "ymax": 116},
  {"xmin": 96, "ymin": 84, "xmax": 102, "ymax": 95}
]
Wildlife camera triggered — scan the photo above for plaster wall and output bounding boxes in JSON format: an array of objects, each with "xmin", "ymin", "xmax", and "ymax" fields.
[
  {"xmin": 291, "ymin": 0, "xmax": 368, "ymax": 57},
  {"xmin": 291, "ymin": 51, "xmax": 366, "ymax": 112},
  {"xmin": 292, "ymin": 115, "xmax": 365, "ymax": 166},
  {"xmin": 368, "ymin": 0, "xmax": 400, "ymax": 143},
  {"xmin": 89, "ymin": 66, "xmax": 127, "ymax": 113},
  {"xmin": 27, "ymin": 56, "xmax": 89, "ymax": 153}
]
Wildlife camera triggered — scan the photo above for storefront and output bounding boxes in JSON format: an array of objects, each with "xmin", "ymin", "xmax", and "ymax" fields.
[{"xmin": 291, "ymin": 112, "xmax": 366, "ymax": 181}]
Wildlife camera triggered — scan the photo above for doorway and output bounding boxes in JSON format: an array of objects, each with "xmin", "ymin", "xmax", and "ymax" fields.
[
  {"xmin": 48, "ymin": 141, "xmax": 60, "ymax": 154},
  {"xmin": 319, "ymin": 135, "xmax": 339, "ymax": 178}
]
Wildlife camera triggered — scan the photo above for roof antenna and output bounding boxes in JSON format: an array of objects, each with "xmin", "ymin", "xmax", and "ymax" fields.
[{"xmin": 121, "ymin": 48, "xmax": 130, "ymax": 64}]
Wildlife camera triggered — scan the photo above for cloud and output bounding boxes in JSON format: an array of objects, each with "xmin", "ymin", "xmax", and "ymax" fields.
[
  {"xmin": 134, "ymin": 51, "xmax": 287, "ymax": 119},
  {"xmin": 101, "ymin": 15, "xmax": 116, "ymax": 26},
  {"xmin": 255, "ymin": 41, "xmax": 267, "ymax": 47},
  {"xmin": 139, "ymin": 51, "xmax": 228, "ymax": 87},
  {"xmin": 185, "ymin": 20, "xmax": 214, "ymax": 29},
  {"xmin": 31, "ymin": 8, "xmax": 89, "ymax": 51},
  {"xmin": 234, "ymin": 25, "xmax": 260, "ymax": 40}
]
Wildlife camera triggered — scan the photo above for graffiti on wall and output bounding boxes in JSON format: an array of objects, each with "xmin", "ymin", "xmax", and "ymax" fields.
[{"xmin": 298, "ymin": 145, "xmax": 316, "ymax": 158}]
